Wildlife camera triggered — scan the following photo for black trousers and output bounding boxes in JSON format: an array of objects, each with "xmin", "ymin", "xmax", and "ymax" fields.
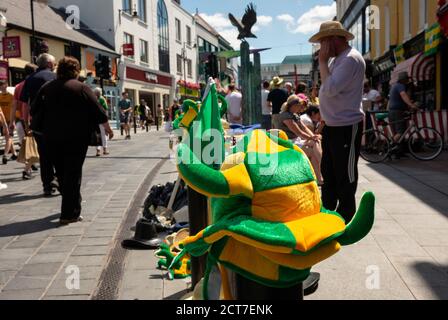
[
  {"xmin": 47, "ymin": 141, "xmax": 88, "ymax": 220},
  {"xmin": 321, "ymin": 121, "xmax": 363, "ymax": 223},
  {"xmin": 34, "ymin": 135, "xmax": 56, "ymax": 191}
]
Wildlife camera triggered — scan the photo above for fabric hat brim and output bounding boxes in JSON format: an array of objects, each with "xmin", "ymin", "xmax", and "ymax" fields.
[
  {"xmin": 309, "ymin": 29, "xmax": 355, "ymax": 43},
  {"xmin": 122, "ymin": 238, "xmax": 162, "ymax": 249}
]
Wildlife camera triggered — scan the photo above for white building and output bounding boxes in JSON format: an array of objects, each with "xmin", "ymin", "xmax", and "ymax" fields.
[
  {"xmin": 261, "ymin": 55, "xmax": 312, "ymax": 85},
  {"xmin": 52, "ymin": 0, "xmax": 198, "ymax": 112}
]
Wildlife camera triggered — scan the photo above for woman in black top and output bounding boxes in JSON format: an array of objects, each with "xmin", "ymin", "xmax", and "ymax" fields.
[{"xmin": 32, "ymin": 56, "xmax": 114, "ymax": 225}]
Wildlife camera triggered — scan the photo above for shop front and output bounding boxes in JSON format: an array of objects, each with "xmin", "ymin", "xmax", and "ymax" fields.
[
  {"xmin": 372, "ymin": 50, "xmax": 396, "ymax": 94},
  {"xmin": 123, "ymin": 65, "xmax": 173, "ymax": 122}
]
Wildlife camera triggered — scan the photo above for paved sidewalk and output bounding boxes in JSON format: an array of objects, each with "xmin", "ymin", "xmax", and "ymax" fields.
[
  {"xmin": 310, "ymin": 152, "xmax": 448, "ymax": 300},
  {"xmin": 0, "ymin": 129, "xmax": 170, "ymax": 300}
]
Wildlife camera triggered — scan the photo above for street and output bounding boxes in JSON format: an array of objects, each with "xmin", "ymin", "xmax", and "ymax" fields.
[{"xmin": 1, "ymin": 129, "xmax": 447, "ymax": 300}]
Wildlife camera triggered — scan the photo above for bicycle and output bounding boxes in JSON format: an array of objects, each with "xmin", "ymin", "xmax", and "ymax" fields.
[{"xmin": 360, "ymin": 110, "xmax": 444, "ymax": 163}]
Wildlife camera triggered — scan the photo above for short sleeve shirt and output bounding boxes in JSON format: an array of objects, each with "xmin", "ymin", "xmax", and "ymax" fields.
[
  {"xmin": 278, "ymin": 111, "xmax": 300, "ymax": 140},
  {"xmin": 388, "ymin": 83, "xmax": 407, "ymax": 111},
  {"xmin": 267, "ymin": 89, "xmax": 288, "ymax": 115},
  {"xmin": 119, "ymin": 99, "xmax": 131, "ymax": 112}
]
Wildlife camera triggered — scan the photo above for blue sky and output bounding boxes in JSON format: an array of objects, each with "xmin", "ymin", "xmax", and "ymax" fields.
[{"xmin": 183, "ymin": 0, "xmax": 336, "ymax": 64}]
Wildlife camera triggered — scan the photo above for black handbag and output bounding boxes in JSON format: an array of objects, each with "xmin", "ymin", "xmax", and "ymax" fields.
[{"xmin": 89, "ymin": 126, "xmax": 102, "ymax": 147}]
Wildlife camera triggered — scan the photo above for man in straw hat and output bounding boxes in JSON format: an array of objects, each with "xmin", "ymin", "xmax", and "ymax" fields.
[
  {"xmin": 267, "ymin": 76, "xmax": 288, "ymax": 129},
  {"xmin": 309, "ymin": 21, "xmax": 366, "ymax": 223}
]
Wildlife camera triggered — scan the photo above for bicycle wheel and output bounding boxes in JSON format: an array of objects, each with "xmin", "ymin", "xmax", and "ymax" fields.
[
  {"xmin": 408, "ymin": 127, "xmax": 443, "ymax": 161},
  {"xmin": 360, "ymin": 130, "xmax": 390, "ymax": 163}
]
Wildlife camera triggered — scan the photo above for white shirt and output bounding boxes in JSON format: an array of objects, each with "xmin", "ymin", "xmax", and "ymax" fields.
[
  {"xmin": 261, "ymin": 89, "xmax": 271, "ymax": 115},
  {"xmin": 300, "ymin": 113, "xmax": 314, "ymax": 130},
  {"xmin": 363, "ymin": 89, "xmax": 381, "ymax": 111},
  {"xmin": 319, "ymin": 47, "xmax": 366, "ymax": 127},
  {"xmin": 226, "ymin": 91, "xmax": 243, "ymax": 123}
]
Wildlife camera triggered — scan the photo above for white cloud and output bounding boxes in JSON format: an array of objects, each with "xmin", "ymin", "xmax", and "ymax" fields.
[
  {"xmin": 257, "ymin": 15, "xmax": 273, "ymax": 26},
  {"xmin": 277, "ymin": 3, "xmax": 336, "ymax": 34},
  {"xmin": 199, "ymin": 12, "xmax": 272, "ymax": 49}
]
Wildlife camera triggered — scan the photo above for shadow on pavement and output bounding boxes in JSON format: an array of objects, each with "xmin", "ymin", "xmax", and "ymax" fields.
[
  {"xmin": 366, "ymin": 152, "xmax": 448, "ymax": 217},
  {"xmin": 0, "ymin": 193, "xmax": 44, "ymax": 205},
  {"xmin": 0, "ymin": 213, "xmax": 60, "ymax": 237},
  {"xmin": 85, "ymin": 156, "xmax": 169, "ymax": 160},
  {"xmin": 412, "ymin": 262, "xmax": 448, "ymax": 300},
  {"xmin": 163, "ymin": 288, "xmax": 190, "ymax": 300}
]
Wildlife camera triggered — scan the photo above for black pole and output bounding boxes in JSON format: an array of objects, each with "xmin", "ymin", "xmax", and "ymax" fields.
[
  {"xmin": 30, "ymin": 0, "xmax": 36, "ymax": 63},
  {"xmin": 187, "ymin": 187, "xmax": 208, "ymax": 290}
]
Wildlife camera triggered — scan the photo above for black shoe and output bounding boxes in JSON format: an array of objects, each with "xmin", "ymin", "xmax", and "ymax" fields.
[
  {"xmin": 10, "ymin": 154, "xmax": 18, "ymax": 161},
  {"xmin": 2, "ymin": 157, "xmax": 7, "ymax": 165},
  {"xmin": 31, "ymin": 165, "xmax": 38, "ymax": 171},
  {"xmin": 22, "ymin": 171, "xmax": 32, "ymax": 180},
  {"xmin": 43, "ymin": 189, "xmax": 54, "ymax": 197}
]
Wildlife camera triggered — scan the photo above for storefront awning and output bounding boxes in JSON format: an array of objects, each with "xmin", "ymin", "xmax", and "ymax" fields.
[
  {"xmin": 390, "ymin": 53, "xmax": 435, "ymax": 85},
  {"xmin": 389, "ymin": 54, "xmax": 419, "ymax": 85}
]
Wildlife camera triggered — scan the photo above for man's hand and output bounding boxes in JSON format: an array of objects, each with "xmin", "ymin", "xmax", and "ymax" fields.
[{"xmin": 319, "ymin": 39, "xmax": 332, "ymax": 64}]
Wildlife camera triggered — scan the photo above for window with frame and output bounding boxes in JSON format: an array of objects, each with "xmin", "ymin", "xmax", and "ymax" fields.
[
  {"xmin": 419, "ymin": 0, "xmax": 427, "ymax": 30},
  {"xmin": 138, "ymin": 0, "xmax": 147, "ymax": 22},
  {"xmin": 186, "ymin": 26, "xmax": 192, "ymax": 46},
  {"xmin": 175, "ymin": 18, "xmax": 181, "ymax": 42},
  {"xmin": 403, "ymin": 0, "xmax": 411, "ymax": 39},
  {"xmin": 140, "ymin": 39, "xmax": 148, "ymax": 63},
  {"xmin": 177, "ymin": 54, "xmax": 183, "ymax": 74},
  {"xmin": 187, "ymin": 59, "xmax": 192, "ymax": 77},
  {"xmin": 158, "ymin": 0, "xmax": 170, "ymax": 73},
  {"xmin": 122, "ymin": 0, "xmax": 132, "ymax": 14},
  {"xmin": 124, "ymin": 32, "xmax": 134, "ymax": 59}
]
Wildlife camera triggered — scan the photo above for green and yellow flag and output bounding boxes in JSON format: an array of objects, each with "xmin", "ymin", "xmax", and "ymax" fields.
[
  {"xmin": 394, "ymin": 44, "xmax": 405, "ymax": 64},
  {"xmin": 425, "ymin": 22, "xmax": 441, "ymax": 57}
]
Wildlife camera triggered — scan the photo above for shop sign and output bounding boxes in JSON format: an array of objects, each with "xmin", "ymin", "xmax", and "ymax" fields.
[
  {"xmin": 180, "ymin": 86, "xmax": 200, "ymax": 98},
  {"xmin": 425, "ymin": 22, "xmax": 442, "ymax": 56},
  {"xmin": 123, "ymin": 43, "xmax": 134, "ymax": 56},
  {"xmin": 2, "ymin": 36, "xmax": 21, "ymax": 58},
  {"xmin": 0, "ymin": 60, "xmax": 8, "ymax": 81},
  {"xmin": 145, "ymin": 72, "xmax": 158, "ymax": 83}
]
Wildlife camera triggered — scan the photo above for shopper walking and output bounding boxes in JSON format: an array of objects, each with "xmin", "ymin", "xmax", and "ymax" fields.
[
  {"xmin": 310, "ymin": 21, "xmax": 366, "ymax": 223},
  {"xmin": 20, "ymin": 53, "xmax": 58, "ymax": 196},
  {"xmin": 93, "ymin": 88, "xmax": 110, "ymax": 156},
  {"xmin": 31, "ymin": 56, "xmax": 113, "ymax": 225},
  {"xmin": 119, "ymin": 92, "xmax": 132, "ymax": 140}
]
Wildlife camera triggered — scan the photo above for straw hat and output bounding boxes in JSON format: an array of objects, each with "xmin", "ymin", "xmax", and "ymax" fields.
[
  {"xmin": 270, "ymin": 76, "xmax": 284, "ymax": 87},
  {"xmin": 309, "ymin": 21, "xmax": 354, "ymax": 43}
]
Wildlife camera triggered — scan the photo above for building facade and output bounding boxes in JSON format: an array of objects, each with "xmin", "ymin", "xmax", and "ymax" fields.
[
  {"xmin": 368, "ymin": 0, "xmax": 443, "ymax": 110},
  {"xmin": 0, "ymin": 0, "xmax": 120, "ymax": 120},
  {"xmin": 52, "ymin": 0, "xmax": 200, "ymax": 117},
  {"xmin": 261, "ymin": 55, "xmax": 312, "ymax": 86}
]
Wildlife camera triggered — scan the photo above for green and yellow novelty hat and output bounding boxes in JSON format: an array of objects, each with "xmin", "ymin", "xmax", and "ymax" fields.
[{"xmin": 174, "ymin": 129, "xmax": 375, "ymax": 293}]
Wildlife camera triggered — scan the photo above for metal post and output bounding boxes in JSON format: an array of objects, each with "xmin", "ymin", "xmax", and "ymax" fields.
[{"xmin": 187, "ymin": 187, "xmax": 208, "ymax": 290}]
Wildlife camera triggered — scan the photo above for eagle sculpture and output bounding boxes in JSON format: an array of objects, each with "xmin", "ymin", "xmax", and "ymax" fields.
[{"xmin": 229, "ymin": 3, "xmax": 258, "ymax": 40}]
